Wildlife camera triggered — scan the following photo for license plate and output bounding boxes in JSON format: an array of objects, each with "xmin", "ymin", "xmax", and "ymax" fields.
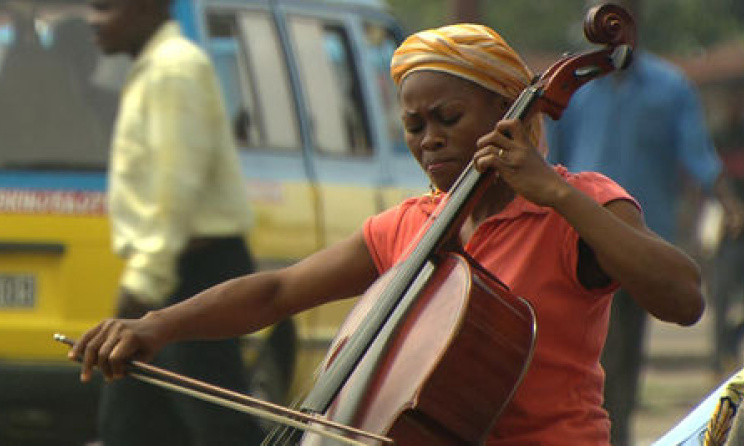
[{"xmin": 0, "ymin": 273, "xmax": 36, "ymax": 308}]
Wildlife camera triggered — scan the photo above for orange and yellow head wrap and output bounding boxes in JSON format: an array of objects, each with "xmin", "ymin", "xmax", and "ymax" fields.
[{"xmin": 390, "ymin": 23, "xmax": 545, "ymax": 150}]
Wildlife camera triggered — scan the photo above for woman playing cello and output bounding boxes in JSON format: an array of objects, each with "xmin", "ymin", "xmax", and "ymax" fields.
[{"xmin": 70, "ymin": 23, "xmax": 704, "ymax": 446}]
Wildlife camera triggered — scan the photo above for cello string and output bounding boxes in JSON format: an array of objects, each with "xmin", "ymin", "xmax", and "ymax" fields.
[
  {"xmin": 266, "ymin": 423, "xmax": 297, "ymax": 446},
  {"xmin": 260, "ymin": 421, "xmax": 281, "ymax": 445},
  {"xmin": 264, "ymin": 369, "xmax": 316, "ymax": 445},
  {"xmin": 263, "ymin": 415, "xmax": 297, "ymax": 446}
]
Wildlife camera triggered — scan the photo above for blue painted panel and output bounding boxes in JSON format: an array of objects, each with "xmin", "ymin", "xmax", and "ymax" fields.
[
  {"xmin": 0, "ymin": 171, "xmax": 107, "ymax": 191},
  {"xmin": 173, "ymin": 0, "xmax": 199, "ymax": 41}
]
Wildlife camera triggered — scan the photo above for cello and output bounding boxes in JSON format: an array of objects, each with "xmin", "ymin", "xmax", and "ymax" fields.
[{"xmin": 57, "ymin": 3, "xmax": 636, "ymax": 445}]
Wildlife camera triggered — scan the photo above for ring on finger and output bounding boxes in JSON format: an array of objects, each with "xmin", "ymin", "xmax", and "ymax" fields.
[{"xmin": 498, "ymin": 147, "xmax": 505, "ymax": 158}]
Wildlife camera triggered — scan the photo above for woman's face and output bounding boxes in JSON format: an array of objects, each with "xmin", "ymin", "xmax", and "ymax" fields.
[{"xmin": 400, "ymin": 71, "xmax": 509, "ymax": 192}]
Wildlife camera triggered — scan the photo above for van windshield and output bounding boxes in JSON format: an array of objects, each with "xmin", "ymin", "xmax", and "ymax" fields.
[{"xmin": 0, "ymin": 0, "xmax": 128, "ymax": 171}]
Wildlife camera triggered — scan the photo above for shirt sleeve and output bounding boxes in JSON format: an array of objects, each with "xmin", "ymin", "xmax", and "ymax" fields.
[
  {"xmin": 674, "ymin": 77, "xmax": 722, "ymax": 192},
  {"xmin": 363, "ymin": 206, "xmax": 399, "ymax": 274},
  {"xmin": 571, "ymin": 171, "xmax": 641, "ymax": 211},
  {"xmin": 562, "ymin": 171, "xmax": 641, "ymax": 295},
  {"xmin": 121, "ymin": 58, "xmax": 217, "ymax": 305},
  {"xmin": 363, "ymin": 197, "xmax": 442, "ymax": 276}
]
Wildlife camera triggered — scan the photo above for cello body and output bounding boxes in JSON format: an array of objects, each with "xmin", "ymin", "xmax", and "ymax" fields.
[{"xmin": 302, "ymin": 253, "xmax": 536, "ymax": 445}]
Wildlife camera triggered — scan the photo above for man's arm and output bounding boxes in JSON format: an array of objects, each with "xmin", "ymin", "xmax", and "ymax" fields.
[{"xmin": 713, "ymin": 173, "xmax": 744, "ymax": 238}]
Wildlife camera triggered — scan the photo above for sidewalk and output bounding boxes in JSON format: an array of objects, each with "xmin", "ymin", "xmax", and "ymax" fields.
[{"xmin": 633, "ymin": 310, "xmax": 720, "ymax": 445}]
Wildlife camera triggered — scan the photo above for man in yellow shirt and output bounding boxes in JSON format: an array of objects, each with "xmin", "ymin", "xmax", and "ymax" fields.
[{"xmin": 87, "ymin": 0, "xmax": 262, "ymax": 443}]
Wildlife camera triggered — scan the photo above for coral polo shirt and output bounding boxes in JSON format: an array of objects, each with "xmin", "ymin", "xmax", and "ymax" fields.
[{"xmin": 362, "ymin": 166, "xmax": 637, "ymax": 446}]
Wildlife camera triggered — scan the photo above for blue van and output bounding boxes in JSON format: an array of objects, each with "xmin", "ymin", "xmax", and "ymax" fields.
[{"xmin": 0, "ymin": 0, "xmax": 425, "ymax": 443}]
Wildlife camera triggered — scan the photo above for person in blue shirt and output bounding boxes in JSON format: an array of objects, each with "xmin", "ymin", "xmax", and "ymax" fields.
[{"xmin": 547, "ymin": 49, "xmax": 744, "ymax": 446}]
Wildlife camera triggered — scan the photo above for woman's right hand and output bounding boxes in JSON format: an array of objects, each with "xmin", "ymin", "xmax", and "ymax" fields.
[{"xmin": 69, "ymin": 312, "xmax": 167, "ymax": 382}]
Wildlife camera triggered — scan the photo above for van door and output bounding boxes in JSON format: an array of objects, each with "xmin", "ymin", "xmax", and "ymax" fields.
[
  {"xmin": 202, "ymin": 4, "xmax": 321, "ymax": 265},
  {"xmin": 355, "ymin": 15, "xmax": 429, "ymax": 209},
  {"xmin": 280, "ymin": 5, "xmax": 426, "ymax": 247}
]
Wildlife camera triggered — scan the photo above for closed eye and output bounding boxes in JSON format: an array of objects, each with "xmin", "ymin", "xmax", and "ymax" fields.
[
  {"xmin": 438, "ymin": 110, "xmax": 462, "ymax": 126},
  {"xmin": 402, "ymin": 117, "xmax": 423, "ymax": 134},
  {"xmin": 441, "ymin": 115, "xmax": 460, "ymax": 126}
]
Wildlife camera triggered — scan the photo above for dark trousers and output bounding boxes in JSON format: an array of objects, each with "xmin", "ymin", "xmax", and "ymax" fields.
[
  {"xmin": 601, "ymin": 289, "xmax": 647, "ymax": 446},
  {"xmin": 98, "ymin": 237, "xmax": 265, "ymax": 446},
  {"xmin": 712, "ymin": 236, "xmax": 744, "ymax": 375}
]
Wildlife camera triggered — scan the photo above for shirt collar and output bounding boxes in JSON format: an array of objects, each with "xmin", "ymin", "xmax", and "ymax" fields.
[{"xmin": 126, "ymin": 21, "xmax": 181, "ymax": 81}]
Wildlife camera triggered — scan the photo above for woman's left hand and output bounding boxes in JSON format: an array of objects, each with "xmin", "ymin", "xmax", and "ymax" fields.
[{"xmin": 474, "ymin": 118, "xmax": 569, "ymax": 207}]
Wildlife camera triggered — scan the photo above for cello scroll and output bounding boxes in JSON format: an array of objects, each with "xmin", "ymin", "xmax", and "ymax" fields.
[
  {"xmin": 530, "ymin": 2, "xmax": 637, "ymax": 120},
  {"xmin": 584, "ymin": 3, "xmax": 637, "ymax": 48}
]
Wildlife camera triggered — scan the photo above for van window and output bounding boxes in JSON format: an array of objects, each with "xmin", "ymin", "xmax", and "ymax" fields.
[
  {"xmin": 362, "ymin": 20, "xmax": 407, "ymax": 154},
  {"xmin": 0, "ymin": 5, "xmax": 123, "ymax": 170},
  {"xmin": 288, "ymin": 15, "xmax": 372, "ymax": 157},
  {"xmin": 207, "ymin": 11, "xmax": 300, "ymax": 151}
]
